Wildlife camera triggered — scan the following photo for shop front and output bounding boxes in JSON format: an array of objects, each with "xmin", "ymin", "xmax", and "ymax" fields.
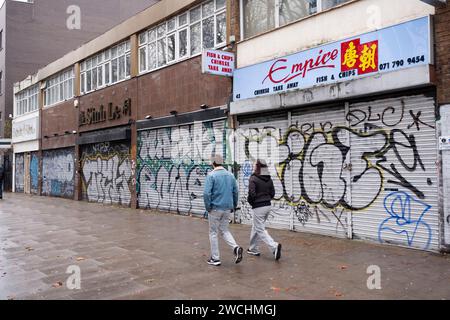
[
  {"xmin": 12, "ymin": 111, "xmax": 40, "ymax": 195},
  {"xmin": 77, "ymin": 79, "xmax": 137, "ymax": 207},
  {"xmin": 231, "ymin": 17, "xmax": 441, "ymax": 251}
]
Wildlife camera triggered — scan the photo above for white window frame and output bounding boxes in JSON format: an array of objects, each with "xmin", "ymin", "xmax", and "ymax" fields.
[
  {"xmin": 15, "ymin": 84, "xmax": 39, "ymax": 117},
  {"xmin": 138, "ymin": 0, "xmax": 226, "ymax": 76},
  {"xmin": 80, "ymin": 39, "xmax": 131, "ymax": 95},
  {"xmin": 43, "ymin": 68, "xmax": 74, "ymax": 108},
  {"xmin": 240, "ymin": 0, "xmax": 351, "ymax": 40}
]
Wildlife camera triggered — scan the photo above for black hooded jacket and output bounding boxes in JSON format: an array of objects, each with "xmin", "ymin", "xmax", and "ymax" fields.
[{"xmin": 247, "ymin": 174, "xmax": 275, "ymax": 209}]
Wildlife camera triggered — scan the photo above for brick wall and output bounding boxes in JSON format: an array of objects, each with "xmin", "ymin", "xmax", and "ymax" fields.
[{"xmin": 435, "ymin": 5, "xmax": 450, "ymax": 105}]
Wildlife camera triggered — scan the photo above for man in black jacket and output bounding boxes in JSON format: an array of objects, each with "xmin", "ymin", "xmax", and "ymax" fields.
[
  {"xmin": 247, "ymin": 159, "xmax": 281, "ymax": 261},
  {"xmin": 0, "ymin": 165, "xmax": 4, "ymax": 200}
]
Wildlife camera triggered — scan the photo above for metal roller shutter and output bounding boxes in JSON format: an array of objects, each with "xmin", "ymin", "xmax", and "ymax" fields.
[
  {"xmin": 15, "ymin": 153, "xmax": 24, "ymax": 193},
  {"xmin": 237, "ymin": 117, "xmax": 292, "ymax": 230},
  {"xmin": 42, "ymin": 148, "xmax": 75, "ymax": 199},
  {"xmin": 237, "ymin": 107, "xmax": 350, "ymax": 237},
  {"xmin": 30, "ymin": 152, "xmax": 39, "ymax": 195},
  {"xmin": 290, "ymin": 105, "xmax": 350, "ymax": 238},
  {"xmin": 81, "ymin": 141, "xmax": 132, "ymax": 207},
  {"xmin": 137, "ymin": 119, "xmax": 232, "ymax": 216},
  {"xmin": 350, "ymin": 95, "xmax": 439, "ymax": 251}
]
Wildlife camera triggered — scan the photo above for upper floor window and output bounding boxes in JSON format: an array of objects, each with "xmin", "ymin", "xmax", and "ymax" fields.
[
  {"xmin": 242, "ymin": 0, "xmax": 351, "ymax": 39},
  {"xmin": 44, "ymin": 68, "xmax": 74, "ymax": 107},
  {"xmin": 80, "ymin": 40, "xmax": 131, "ymax": 95},
  {"xmin": 15, "ymin": 84, "xmax": 39, "ymax": 117},
  {"xmin": 138, "ymin": 0, "xmax": 226, "ymax": 74}
]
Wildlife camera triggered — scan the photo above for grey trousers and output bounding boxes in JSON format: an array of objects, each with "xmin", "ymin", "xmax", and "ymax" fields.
[
  {"xmin": 208, "ymin": 210, "xmax": 238, "ymax": 261},
  {"xmin": 249, "ymin": 206, "xmax": 278, "ymax": 253}
]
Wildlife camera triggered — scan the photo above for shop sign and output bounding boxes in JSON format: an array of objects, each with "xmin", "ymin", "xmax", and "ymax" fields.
[
  {"xmin": 233, "ymin": 16, "xmax": 431, "ymax": 101},
  {"xmin": 202, "ymin": 49, "xmax": 235, "ymax": 77},
  {"xmin": 12, "ymin": 116, "xmax": 39, "ymax": 143},
  {"xmin": 79, "ymin": 98, "xmax": 132, "ymax": 126}
]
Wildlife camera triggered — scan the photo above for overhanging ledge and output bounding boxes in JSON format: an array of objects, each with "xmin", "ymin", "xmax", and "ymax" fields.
[{"xmin": 230, "ymin": 65, "xmax": 434, "ymax": 116}]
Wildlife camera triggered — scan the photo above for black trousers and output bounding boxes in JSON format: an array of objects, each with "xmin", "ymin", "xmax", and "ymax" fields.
[{"xmin": 0, "ymin": 179, "xmax": 3, "ymax": 199}]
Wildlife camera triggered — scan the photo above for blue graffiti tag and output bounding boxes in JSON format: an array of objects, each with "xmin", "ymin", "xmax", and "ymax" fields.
[
  {"xmin": 378, "ymin": 191, "xmax": 432, "ymax": 250},
  {"xmin": 242, "ymin": 160, "xmax": 253, "ymax": 188}
]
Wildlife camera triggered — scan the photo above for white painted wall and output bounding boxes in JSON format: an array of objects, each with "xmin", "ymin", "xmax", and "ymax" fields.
[{"xmin": 237, "ymin": 0, "xmax": 435, "ymax": 68}]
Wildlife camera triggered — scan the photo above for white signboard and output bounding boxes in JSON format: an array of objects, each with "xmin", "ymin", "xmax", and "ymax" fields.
[
  {"xmin": 233, "ymin": 17, "xmax": 431, "ymax": 101},
  {"xmin": 202, "ymin": 49, "xmax": 235, "ymax": 77},
  {"xmin": 12, "ymin": 116, "xmax": 39, "ymax": 143}
]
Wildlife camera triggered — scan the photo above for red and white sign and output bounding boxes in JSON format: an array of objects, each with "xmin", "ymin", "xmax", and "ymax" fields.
[{"xmin": 202, "ymin": 49, "xmax": 235, "ymax": 77}]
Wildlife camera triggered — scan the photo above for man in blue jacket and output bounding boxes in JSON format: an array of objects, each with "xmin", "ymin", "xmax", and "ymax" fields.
[{"xmin": 203, "ymin": 155, "xmax": 243, "ymax": 266}]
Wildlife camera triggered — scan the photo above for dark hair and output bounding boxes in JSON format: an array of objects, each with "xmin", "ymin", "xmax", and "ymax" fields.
[{"xmin": 254, "ymin": 159, "xmax": 268, "ymax": 176}]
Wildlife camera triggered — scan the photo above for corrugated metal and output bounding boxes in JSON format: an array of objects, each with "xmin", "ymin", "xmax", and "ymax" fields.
[
  {"xmin": 137, "ymin": 119, "xmax": 232, "ymax": 216},
  {"xmin": 291, "ymin": 105, "xmax": 349, "ymax": 237},
  {"xmin": 42, "ymin": 148, "xmax": 75, "ymax": 199},
  {"xmin": 350, "ymin": 95, "xmax": 439, "ymax": 251},
  {"xmin": 81, "ymin": 141, "xmax": 132, "ymax": 207},
  {"xmin": 30, "ymin": 152, "xmax": 39, "ymax": 195},
  {"xmin": 237, "ymin": 118, "xmax": 292, "ymax": 230},
  {"xmin": 237, "ymin": 105, "xmax": 349, "ymax": 237},
  {"xmin": 236, "ymin": 94, "xmax": 439, "ymax": 251},
  {"xmin": 15, "ymin": 153, "xmax": 24, "ymax": 193}
]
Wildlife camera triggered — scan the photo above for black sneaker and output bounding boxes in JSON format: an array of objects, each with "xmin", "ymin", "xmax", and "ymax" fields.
[
  {"xmin": 246, "ymin": 249, "xmax": 261, "ymax": 256},
  {"xmin": 234, "ymin": 246, "xmax": 243, "ymax": 264},
  {"xmin": 207, "ymin": 258, "xmax": 221, "ymax": 266},
  {"xmin": 274, "ymin": 243, "xmax": 282, "ymax": 261}
]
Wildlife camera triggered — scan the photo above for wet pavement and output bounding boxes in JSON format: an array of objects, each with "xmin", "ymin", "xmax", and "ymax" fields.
[{"xmin": 0, "ymin": 193, "xmax": 449, "ymax": 300}]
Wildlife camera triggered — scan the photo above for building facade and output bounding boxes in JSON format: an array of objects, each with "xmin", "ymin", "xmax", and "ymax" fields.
[
  {"xmin": 0, "ymin": 0, "xmax": 159, "ymax": 191},
  {"xmin": 12, "ymin": 0, "xmax": 450, "ymax": 252}
]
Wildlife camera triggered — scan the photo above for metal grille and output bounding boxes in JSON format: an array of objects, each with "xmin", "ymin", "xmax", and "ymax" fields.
[
  {"xmin": 80, "ymin": 141, "xmax": 132, "ymax": 207},
  {"xmin": 42, "ymin": 148, "xmax": 75, "ymax": 199}
]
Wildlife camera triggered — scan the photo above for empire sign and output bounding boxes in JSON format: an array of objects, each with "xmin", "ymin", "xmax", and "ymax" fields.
[{"xmin": 79, "ymin": 98, "xmax": 132, "ymax": 126}]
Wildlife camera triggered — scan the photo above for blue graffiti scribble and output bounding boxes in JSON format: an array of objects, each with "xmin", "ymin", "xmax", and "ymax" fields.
[{"xmin": 378, "ymin": 191, "xmax": 432, "ymax": 250}]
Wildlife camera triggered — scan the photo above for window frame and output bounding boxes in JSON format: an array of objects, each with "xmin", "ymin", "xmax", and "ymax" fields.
[
  {"xmin": 15, "ymin": 84, "xmax": 39, "ymax": 117},
  {"xmin": 240, "ymin": 0, "xmax": 352, "ymax": 40},
  {"xmin": 43, "ymin": 68, "xmax": 74, "ymax": 108},
  {"xmin": 80, "ymin": 40, "xmax": 131, "ymax": 95},
  {"xmin": 138, "ymin": 0, "xmax": 227, "ymax": 76}
]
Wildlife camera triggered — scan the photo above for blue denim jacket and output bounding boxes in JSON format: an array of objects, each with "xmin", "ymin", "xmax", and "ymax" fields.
[{"xmin": 203, "ymin": 167, "xmax": 238, "ymax": 212}]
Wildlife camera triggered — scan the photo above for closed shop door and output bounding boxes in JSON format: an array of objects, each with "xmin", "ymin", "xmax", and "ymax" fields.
[
  {"xmin": 30, "ymin": 152, "xmax": 39, "ymax": 195},
  {"xmin": 15, "ymin": 153, "xmax": 24, "ymax": 193},
  {"xmin": 81, "ymin": 141, "xmax": 132, "ymax": 206},
  {"xmin": 42, "ymin": 148, "xmax": 75, "ymax": 199},
  {"xmin": 137, "ymin": 119, "xmax": 232, "ymax": 216},
  {"xmin": 349, "ymin": 95, "xmax": 439, "ymax": 251}
]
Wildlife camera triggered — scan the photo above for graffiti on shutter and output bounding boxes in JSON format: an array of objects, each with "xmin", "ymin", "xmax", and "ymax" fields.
[
  {"xmin": 349, "ymin": 95, "xmax": 438, "ymax": 250},
  {"xmin": 81, "ymin": 141, "xmax": 132, "ymax": 206},
  {"xmin": 237, "ymin": 107, "xmax": 350, "ymax": 236},
  {"xmin": 42, "ymin": 148, "xmax": 75, "ymax": 198},
  {"xmin": 237, "ymin": 95, "xmax": 438, "ymax": 250},
  {"xmin": 137, "ymin": 119, "xmax": 232, "ymax": 216},
  {"xmin": 30, "ymin": 152, "xmax": 39, "ymax": 195},
  {"xmin": 15, "ymin": 153, "xmax": 24, "ymax": 193}
]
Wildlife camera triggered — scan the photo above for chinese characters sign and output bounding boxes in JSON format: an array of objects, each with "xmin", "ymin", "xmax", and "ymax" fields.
[
  {"xmin": 233, "ymin": 17, "xmax": 431, "ymax": 101},
  {"xmin": 202, "ymin": 49, "xmax": 235, "ymax": 77}
]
